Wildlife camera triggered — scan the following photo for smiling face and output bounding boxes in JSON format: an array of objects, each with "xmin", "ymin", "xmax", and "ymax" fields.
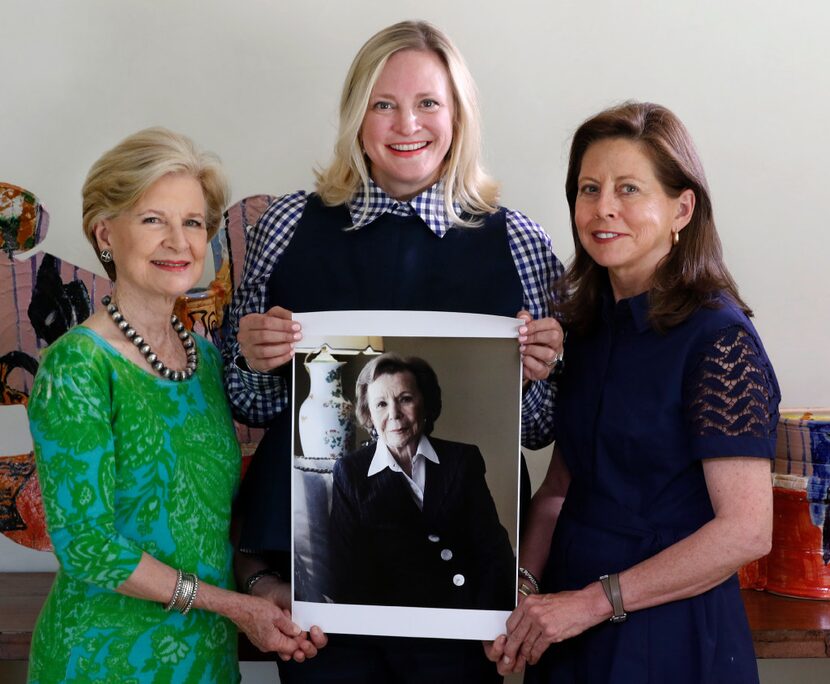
[
  {"xmin": 574, "ymin": 137, "xmax": 694, "ymax": 300},
  {"xmin": 367, "ymin": 370, "xmax": 426, "ymax": 460},
  {"xmin": 95, "ymin": 172, "xmax": 208, "ymax": 303},
  {"xmin": 360, "ymin": 49, "xmax": 455, "ymax": 200}
]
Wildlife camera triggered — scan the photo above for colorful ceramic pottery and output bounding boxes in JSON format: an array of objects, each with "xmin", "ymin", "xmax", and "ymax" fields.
[{"xmin": 765, "ymin": 410, "xmax": 830, "ymax": 599}]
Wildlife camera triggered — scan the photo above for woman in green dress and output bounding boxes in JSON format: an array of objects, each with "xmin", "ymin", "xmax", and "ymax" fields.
[{"xmin": 27, "ymin": 128, "xmax": 323, "ymax": 683}]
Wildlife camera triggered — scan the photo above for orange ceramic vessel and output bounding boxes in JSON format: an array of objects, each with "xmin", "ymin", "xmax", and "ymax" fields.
[{"xmin": 738, "ymin": 556, "xmax": 767, "ymax": 591}]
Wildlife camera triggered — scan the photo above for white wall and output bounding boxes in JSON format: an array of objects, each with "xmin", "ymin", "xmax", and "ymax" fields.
[
  {"xmin": 1, "ymin": 1, "xmax": 828, "ymax": 681},
  {"xmin": 2, "ymin": 0, "xmax": 827, "ymax": 405}
]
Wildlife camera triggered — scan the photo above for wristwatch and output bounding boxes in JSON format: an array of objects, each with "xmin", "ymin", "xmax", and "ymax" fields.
[{"xmin": 599, "ymin": 573, "xmax": 627, "ymax": 624}]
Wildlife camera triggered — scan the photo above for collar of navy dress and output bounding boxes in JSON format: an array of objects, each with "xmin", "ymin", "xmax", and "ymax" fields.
[
  {"xmin": 346, "ymin": 178, "xmax": 464, "ymax": 237},
  {"xmin": 600, "ymin": 287, "xmax": 652, "ymax": 333}
]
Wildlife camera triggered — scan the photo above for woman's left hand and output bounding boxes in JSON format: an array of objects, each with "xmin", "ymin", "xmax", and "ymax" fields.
[
  {"xmin": 516, "ymin": 311, "xmax": 564, "ymax": 381},
  {"xmin": 502, "ymin": 586, "xmax": 608, "ymax": 665}
]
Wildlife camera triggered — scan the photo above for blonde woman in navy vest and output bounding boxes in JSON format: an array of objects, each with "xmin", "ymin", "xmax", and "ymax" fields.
[{"xmin": 223, "ymin": 20, "xmax": 563, "ymax": 683}]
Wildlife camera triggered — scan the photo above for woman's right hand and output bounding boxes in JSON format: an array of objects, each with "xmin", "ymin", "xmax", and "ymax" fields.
[
  {"xmin": 483, "ymin": 635, "xmax": 527, "ymax": 676},
  {"xmin": 481, "ymin": 582, "xmax": 534, "ymax": 675},
  {"xmin": 237, "ymin": 306, "xmax": 302, "ymax": 373}
]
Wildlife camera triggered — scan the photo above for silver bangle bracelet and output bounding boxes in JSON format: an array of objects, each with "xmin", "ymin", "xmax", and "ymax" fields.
[
  {"xmin": 164, "ymin": 569, "xmax": 184, "ymax": 612},
  {"xmin": 165, "ymin": 570, "xmax": 199, "ymax": 614},
  {"xmin": 182, "ymin": 574, "xmax": 199, "ymax": 615},
  {"xmin": 172, "ymin": 574, "xmax": 193, "ymax": 613}
]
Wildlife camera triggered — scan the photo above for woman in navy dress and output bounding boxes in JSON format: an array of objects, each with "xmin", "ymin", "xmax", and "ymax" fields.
[
  {"xmin": 223, "ymin": 20, "xmax": 564, "ymax": 683},
  {"xmin": 487, "ymin": 102, "xmax": 780, "ymax": 683}
]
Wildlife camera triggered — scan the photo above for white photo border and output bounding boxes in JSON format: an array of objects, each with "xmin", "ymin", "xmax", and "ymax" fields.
[{"xmin": 291, "ymin": 310, "xmax": 524, "ymax": 641}]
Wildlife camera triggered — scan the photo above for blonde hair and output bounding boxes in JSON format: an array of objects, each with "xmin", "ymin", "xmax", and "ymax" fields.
[
  {"xmin": 82, "ymin": 127, "xmax": 229, "ymax": 279},
  {"xmin": 315, "ymin": 20, "xmax": 499, "ymax": 226}
]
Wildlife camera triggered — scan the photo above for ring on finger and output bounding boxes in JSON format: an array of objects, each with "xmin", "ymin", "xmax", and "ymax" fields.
[{"xmin": 545, "ymin": 353, "xmax": 563, "ymax": 368}]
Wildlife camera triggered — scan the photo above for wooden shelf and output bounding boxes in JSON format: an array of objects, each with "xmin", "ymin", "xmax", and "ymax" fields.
[
  {"xmin": 742, "ymin": 589, "xmax": 830, "ymax": 658},
  {"xmin": 1, "ymin": 574, "xmax": 828, "ymax": 660},
  {"xmin": 0, "ymin": 573, "xmax": 53, "ymax": 660}
]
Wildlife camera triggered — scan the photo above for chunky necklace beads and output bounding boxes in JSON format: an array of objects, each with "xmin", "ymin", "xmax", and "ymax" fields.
[{"xmin": 102, "ymin": 295, "xmax": 198, "ymax": 381}]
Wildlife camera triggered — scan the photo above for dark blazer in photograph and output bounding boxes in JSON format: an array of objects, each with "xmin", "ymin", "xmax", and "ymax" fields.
[{"xmin": 329, "ymin": 436, "xmax": 516, "ymax": 610}]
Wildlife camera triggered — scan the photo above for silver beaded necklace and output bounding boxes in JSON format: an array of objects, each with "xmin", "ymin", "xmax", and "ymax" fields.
[{"xmin": 102, "ymin": 295, "xmax": 198, "ymax": 382}]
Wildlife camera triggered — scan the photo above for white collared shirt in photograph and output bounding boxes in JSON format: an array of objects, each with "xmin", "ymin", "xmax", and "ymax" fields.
[{"xmin": 366, "ymin": 435, "xmax": 440, "ymax": 510}]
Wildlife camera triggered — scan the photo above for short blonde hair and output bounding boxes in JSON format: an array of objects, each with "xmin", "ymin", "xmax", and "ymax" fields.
[
  {"xmin": 82, "ymin": 127, "xmax": 229, "ymax": 279},
  {"xmin": 315, "ymin": 20, "xmax": 499, "ymax": 225}
]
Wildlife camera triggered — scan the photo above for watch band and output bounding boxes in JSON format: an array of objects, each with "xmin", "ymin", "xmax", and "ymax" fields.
[{"xmin": 599, "ymin": 573, "xmax": 627, "ymax": 623}]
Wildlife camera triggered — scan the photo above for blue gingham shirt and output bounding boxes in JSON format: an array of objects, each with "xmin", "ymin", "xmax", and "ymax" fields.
[{"xmin": 223, "ymin": 180, "xmax": 563, "ymax": 448}]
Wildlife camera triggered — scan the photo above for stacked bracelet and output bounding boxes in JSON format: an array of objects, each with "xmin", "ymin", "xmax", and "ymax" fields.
[
  {"xmin": 165, "ymin": 569, "xmax": 184, "ymax": 611},
  {"xmin": 182, "ymin": 575, "xmax": 199, "ymax": 615},
  {"xmin": 518, "ymin": 566, "xmax": 541, "ymax": 594},
  {"xmin": 164, "ymin": 569, "xmax": 199, "ymax": 615}
]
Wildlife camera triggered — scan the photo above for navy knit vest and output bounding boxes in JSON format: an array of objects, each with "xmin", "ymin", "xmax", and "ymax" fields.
[
  {"xmin": 267, "ymin": 194, "xmax": 523, "ymax": 314},
  {"xmin": 239, "ymin": 194, "xmax": 525, "ymax": 552}
]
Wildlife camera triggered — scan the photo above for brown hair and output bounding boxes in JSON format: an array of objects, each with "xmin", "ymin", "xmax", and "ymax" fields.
[
  {"xmin": 558, "ymin": 101, "xmax": 750, "ymax": 334},
  {"xmin": 82, "ymin": 127, "xmax": 229, "ymax": 280},
  {"xmin": 355, "ymin": 352, "xmax": 442, "ymax": 436}
]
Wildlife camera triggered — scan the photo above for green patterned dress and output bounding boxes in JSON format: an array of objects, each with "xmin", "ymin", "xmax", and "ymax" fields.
[{"xmin": 27, "ymin": 326, "xmax": 242, "ymax": 683}]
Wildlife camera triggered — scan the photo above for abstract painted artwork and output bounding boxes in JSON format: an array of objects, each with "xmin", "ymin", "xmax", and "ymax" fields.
[
  {"xmin": 1, "ymin": 187, "xmax": 273, "ymax": 552},
  {"xmin": 0, "ymin": 182, "xmax": 112, "ymax": 550}
]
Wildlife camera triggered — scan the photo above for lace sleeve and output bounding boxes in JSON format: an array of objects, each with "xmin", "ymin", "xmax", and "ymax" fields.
[{"xmin": 684, "ymin": 324, "xmax": 780, "ymax": 456}]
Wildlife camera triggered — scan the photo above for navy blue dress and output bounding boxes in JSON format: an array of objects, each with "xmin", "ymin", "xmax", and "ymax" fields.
[{"xmin": 527, "ymin": 290, "xmax": 780, "ymax": 684}]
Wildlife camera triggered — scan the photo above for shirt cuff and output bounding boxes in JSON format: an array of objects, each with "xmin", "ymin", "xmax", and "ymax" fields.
[
  {"xmin": 521, "ymin": 380, "xmax": 544, "ymax": 425},
  {"xmin": 234, "ymin": 354, "xmax": 287, "ymax": 394},
  {"xmin": 520, "ymin": 377, "xmax": 557, "ymax": 449}
]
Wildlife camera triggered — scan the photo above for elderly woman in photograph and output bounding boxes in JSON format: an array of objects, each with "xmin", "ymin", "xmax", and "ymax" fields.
[
  {"xmin": 487, "ymin": 102, "xmax": 780, "ymax": 683},
  {"xmin": 329, "ymin": 353, "xmax": 515, "ymax": 610},
  {"xmin": 26, "ymin": 128, "xmax": 317, "ymax": 683},
  {"xmin": 224, "ymin": 19, "xmax": 562, "ymax": 683}
]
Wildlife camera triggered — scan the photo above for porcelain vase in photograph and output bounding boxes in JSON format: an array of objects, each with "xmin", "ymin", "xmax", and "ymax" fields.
[{"xmin": 299, "ymin": 347, "xmax": 354, "ymax": 460}]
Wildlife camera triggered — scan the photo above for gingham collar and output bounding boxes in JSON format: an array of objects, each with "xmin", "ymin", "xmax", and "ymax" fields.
[{"xmin": 346, "ymin": 178, "xmax": 463, "ymax": 237}]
